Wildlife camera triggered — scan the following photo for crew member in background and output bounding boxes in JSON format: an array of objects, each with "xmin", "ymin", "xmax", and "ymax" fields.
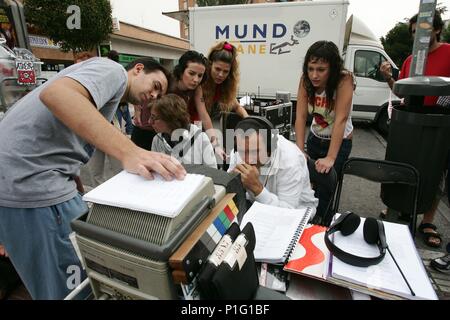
[{"xmin": 380, "ymin": 11, "xmax": 450, "ymax": 248}]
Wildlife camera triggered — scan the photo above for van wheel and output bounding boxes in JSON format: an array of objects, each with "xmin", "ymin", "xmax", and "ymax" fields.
[{"xmin": 377, "ymin": 108, "xmax": 389, "ymax": 136}]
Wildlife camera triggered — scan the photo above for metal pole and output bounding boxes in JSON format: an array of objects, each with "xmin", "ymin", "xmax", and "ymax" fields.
[{"xmin": 409, "ymin": 0, "xmax": 437, "ymax": 77}]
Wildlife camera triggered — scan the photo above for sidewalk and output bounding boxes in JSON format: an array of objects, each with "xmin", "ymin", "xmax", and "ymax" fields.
[
  {"xmin": 417, "ymin": 199, "xmax": 450, "ymax": 300},
  {"xmin": 420, "ymin": 248, "xmax": 450, "ymax": 300}
]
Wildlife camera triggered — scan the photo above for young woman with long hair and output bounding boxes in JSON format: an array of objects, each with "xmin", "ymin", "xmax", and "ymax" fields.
[
  {"xmin": 202, "ymin": 41, "xmax": 248, "ymax": 121},
  {"xmin": 171, "ymin": 50, "xmax": 225, "ymax": 159},
  {"xmin": 295, "ymin": 40, "xmax": 354, "ymax": 177}
]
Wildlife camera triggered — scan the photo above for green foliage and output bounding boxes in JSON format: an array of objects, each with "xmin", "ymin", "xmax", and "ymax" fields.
[
  {"xmin": 381, "ymin": 22, "xmax": 413, "ymax": 68},
  {"xmin": 442, "ymin": 23, "xmax": 450, "ymax": 43},
  {"xmin": 196, "ymin": 0, "xmax": 249, "ymax": 6},
  {"xmin": 24, "ymin": 0, "xmax": 112, "ymax": 52}
]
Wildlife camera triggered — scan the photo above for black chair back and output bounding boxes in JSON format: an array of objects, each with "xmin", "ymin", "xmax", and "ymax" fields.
[{"xmin": 334, "ymin": 157, "xmax": 420, "ymax": 237}]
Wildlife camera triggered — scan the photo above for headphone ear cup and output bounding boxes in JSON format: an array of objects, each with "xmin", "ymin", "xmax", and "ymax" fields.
[
  {"xmin": 363, "ymin": 217, "xmax": 380, "ymax": 245},
  {"xmin": 340, "ymin": 212, "xmax": 360, "ymax": 236}
]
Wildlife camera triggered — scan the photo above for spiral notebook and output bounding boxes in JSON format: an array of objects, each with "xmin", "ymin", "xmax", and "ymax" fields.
[
  {"xmin": 240, "ymin": 202, "xmax": 315, "ymax": 264},
  {"xmin": 283, "ymin": 224, "xmax": 329, "ymax": 280}
]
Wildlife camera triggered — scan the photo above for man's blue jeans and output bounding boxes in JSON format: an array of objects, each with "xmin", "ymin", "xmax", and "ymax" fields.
[{"xmin": 0, "ymin": 194, "xmax": 88, "ymax": 299}]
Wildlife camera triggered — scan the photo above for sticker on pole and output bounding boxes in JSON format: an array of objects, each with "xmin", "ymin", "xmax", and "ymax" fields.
[{"xmin": 16, "ymin": 60, "xmax": 36, "ymax": 85}]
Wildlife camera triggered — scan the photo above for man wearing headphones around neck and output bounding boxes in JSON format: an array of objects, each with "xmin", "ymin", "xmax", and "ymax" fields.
[{"xmin": 228, "ymin": 116, "xmax": 318, "ymax": 210}]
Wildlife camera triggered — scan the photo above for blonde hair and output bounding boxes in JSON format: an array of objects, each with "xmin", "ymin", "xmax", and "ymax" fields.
[{"xmin": 202, "ymin": 41, "xmax": 240, "ymax": 113}]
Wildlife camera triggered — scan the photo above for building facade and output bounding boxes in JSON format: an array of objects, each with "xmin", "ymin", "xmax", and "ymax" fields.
[{"xmin": 27, "ymin": 2, "xmax": 189, "ymax": 77}]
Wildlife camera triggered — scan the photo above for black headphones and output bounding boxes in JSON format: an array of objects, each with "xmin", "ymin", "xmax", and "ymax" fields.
[
  {"xmin": 324, "ymin": 212, "xmax": 387, "ymax": 267},
  {"xmin": 233, "ymin": 116, "xmax": 278, "ymax": 157}
]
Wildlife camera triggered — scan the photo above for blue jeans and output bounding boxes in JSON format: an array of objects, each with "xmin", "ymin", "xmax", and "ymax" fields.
[
  {"xmin": 306, "ymin": 132, "xmax": 353, "ymax": 177},
  {"xmin": 0, "ymin": 194, "xmax": 88, "ymax": 299},
  {"xmin": 306, "ymin": 133, "xmax": 352, "ymax": 224},
  {"xmin": 116, "ymin": 104, "xmax": 133, "ymax": 135}
]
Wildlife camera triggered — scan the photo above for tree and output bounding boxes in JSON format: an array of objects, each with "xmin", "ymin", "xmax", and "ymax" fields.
[
  {"xmin": 24, "ymin": 0, "xmax": 112, "ymax": 53},
  {"xmin": 442, "ymin": 23, "xmax": 450, "ymax": 43},
  {"xmin": 196, "ymin": 0, "xmax": 249, "ymax": 6},
  {"xmin": 381, "ymin": 22, "xmax": 412, "ymax": 68},
  {"xmin": 381, "ymin": 5, "xmax": 448, "ymax": 67}
]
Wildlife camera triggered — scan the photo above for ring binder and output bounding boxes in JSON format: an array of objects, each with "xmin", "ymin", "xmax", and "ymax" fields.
[{"xmin": 285, "ymin": 211, "xmax": 311, "ymax": 262}]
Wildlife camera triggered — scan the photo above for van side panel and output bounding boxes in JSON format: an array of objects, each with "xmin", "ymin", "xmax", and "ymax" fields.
[{"xmin": 189, "ymin": 1, "xmax": 349, "ymax": 100}]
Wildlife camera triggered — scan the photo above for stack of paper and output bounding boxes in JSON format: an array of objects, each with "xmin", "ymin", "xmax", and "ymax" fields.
[
  {"xmin": 330, "ymin": 218, "xmax": 438, "ymax": 300},
  {"xmin": 83, "ymin": 170, "xmax": 205, "ymax": 218}
]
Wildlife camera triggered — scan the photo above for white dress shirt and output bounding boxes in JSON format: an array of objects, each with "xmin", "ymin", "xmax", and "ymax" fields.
[{"xmin": 228, "ymin": 135, "xmax": 318, "ymax": 212}]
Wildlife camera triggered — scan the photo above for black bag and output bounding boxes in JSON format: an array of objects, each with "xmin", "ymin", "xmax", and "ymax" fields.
[{"xmin": 209, "ymin": 223, "xmax": 259, "ymax": 300}]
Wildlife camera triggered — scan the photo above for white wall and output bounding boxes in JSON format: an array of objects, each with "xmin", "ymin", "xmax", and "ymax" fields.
[{"xmin": 111, "ymin": 37, "xmax": 185, "ymax": 60}]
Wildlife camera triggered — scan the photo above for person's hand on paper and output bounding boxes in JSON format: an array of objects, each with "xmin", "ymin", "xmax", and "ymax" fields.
[
  {"xmin": 123, "ymin": 148, "xmax": 186, "ymax": 181},
  {"xmin": 233, "ymin": 163, "xmax": 263, "ymax": 196}
]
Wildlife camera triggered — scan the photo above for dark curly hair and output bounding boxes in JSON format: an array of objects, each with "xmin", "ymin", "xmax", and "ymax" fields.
[
  {"xmin": 302, "ymin": 40, "xmax": 347, "ymax": 112},
  {"xmin": 150, "ymin": 94, "xmax": 190, "ymax": 132},
  {"xmin": 125, "ymin": 57, "xmax": 172, "ymax": 89},
  {"xmin": 173, "ymin": 50, "xmax": 208, "ymax": 85},
  {"xmin": 408, "ymin": 11, "xmax": 444, "ymax": 42}
]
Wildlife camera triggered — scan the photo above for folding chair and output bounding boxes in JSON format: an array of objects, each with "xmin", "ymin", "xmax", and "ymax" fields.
[
  {"xmin": 334, "ymin": 157, "xmax": 420, "ymax": 237},
  {"xmin": 307, "ymin": 157, "xmax": 338, "ymax": 226}
]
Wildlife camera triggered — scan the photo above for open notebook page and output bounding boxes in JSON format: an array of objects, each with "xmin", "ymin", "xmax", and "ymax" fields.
[
  {"xmin": 330, "ymin": 218, "xmax": 437, "ymax": 300},
  {"xmin": 241, "ymin": 202, "xmax": 311, "ymax": 263},
  {"xmin": 83, "ymin": 170, "xmax": 205, "ymax": 218}
]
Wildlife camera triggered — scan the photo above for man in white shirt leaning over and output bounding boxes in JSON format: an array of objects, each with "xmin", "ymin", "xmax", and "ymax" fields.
[{"xmin": 228, "ymin": 116, "xmax": 318, "ymax": 212}]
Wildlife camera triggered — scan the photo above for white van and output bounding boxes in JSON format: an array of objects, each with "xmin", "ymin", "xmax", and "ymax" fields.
[{"xmin": 187, "ymin": 0, "xmax": 400, "ymax": 133}]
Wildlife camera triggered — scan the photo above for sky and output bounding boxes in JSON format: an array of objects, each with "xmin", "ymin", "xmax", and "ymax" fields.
[
  {"xmin": 110, "ymin": 0, "xmax": 450, "ymax": 40},
  {"xmin": 347, "ymin": 0, "xmax": 450, "ymax": 39},
  {"xmin": 109, "ymin": 0, "xmax": 180, "ymax": 37}
]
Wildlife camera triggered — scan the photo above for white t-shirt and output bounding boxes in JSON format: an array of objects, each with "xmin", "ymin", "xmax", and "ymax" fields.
[{"xmin": 0, "ymin": 58, "xmax": 127, "ymax": 207}]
